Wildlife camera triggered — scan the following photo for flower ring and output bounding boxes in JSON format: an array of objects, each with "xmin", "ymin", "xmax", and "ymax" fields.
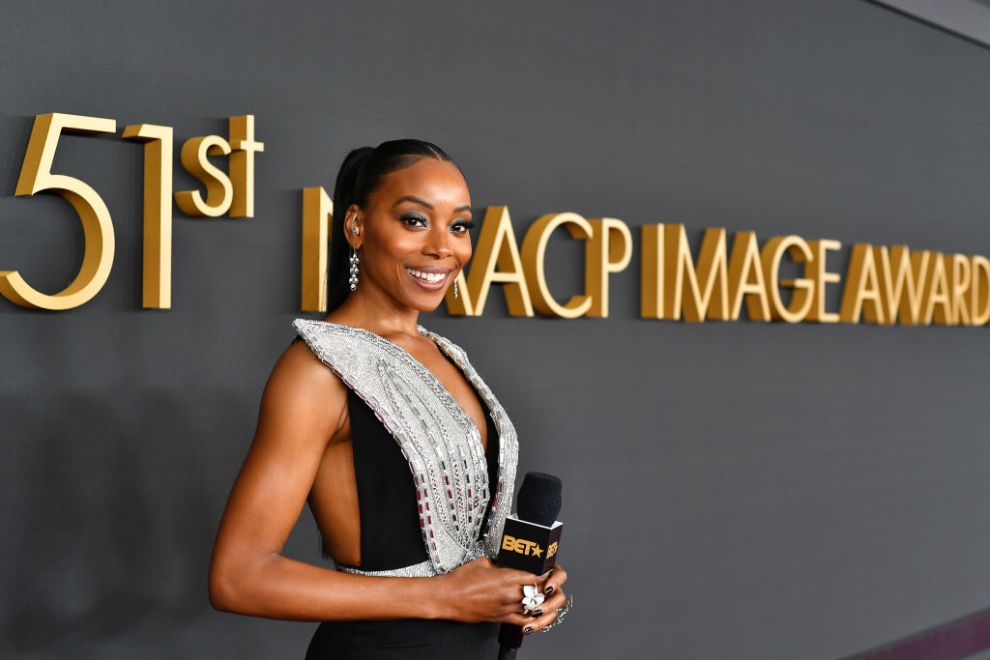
[{"xmin": 521, "ymin": 584, "xmax": 545, "ymax": 614}]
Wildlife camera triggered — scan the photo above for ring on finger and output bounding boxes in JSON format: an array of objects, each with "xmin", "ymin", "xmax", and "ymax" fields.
[{"xmin": 521, "ymin": 583, "xmax": 545, "ymax": 614}]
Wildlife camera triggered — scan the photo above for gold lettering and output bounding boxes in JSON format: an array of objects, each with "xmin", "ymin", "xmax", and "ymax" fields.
[
  {"xmin": 665, "ymin": 225, "xmax": 729, "ymax": 322},
  {"xmin": 839, "ymin": 243, "xmax": 885, "ymax": 324},
  {"xmin": 761, "ymin": 235, "xmax": 814, "ymax": 323},
  {"xmin": 727, "ymin": 231, "xmax": 771, "ymax": 321},
  {"xmin": 300, "ymin": 186, "xmax": 332, "ymax": 312},
  {"xmin": 1, "ymin": 112, "xmax": 117, "ymax": 310},
  {"xmin": 586, "ymin": 217, "xmax": 632, "ymax": 318},
  {"xmin": 500, "ymin": 535, "xmax": 546, "ymax": 556},
  {"xmin": 464, "ymin": 206, "xmax": 533, "ymax": 317},
  {"xmin": 805, "ymin": 239, "xmax": 842, "ymax": 323},
  {"xmin": 520, "ymin": 212, "xmax": 593, "ymax": 318},
  {"xmin": 922, "ymin": 252, "xmax": 953, "ymax": 325},
  {"xmin": 640, "ymin": 223, "xmax": 665, "ymax": 319},
  {"xmin": 122, "ymin": 124, "xmax": 174, "ymax": 309},
  {"xmin": 874, "ymin": 246, "xmax": 927, "ymax": 326},
  {"xmin": 950, "ymin": 253, "xmax": 972, "ymax": 326},
  {"xmin": 970, "ymin": 256, "xmax": 990, "ymax": 325},
  {"xmin": 175, "ymin": 134, "xmax": 233, "ymax": 217},
  {"xmin": 228, "ymin": 115, "xmax": 265, "ymax": 218}
]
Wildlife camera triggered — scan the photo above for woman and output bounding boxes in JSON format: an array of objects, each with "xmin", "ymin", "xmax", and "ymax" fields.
[{"xmin": 208, "ymin": 139, "xmax": 571, "ymax": 658}]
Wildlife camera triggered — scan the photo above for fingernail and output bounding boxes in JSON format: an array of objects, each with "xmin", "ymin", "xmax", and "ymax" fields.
[
  {"xmin": 544, "ymin": 585, "xmax": 554, "ymax": 595},
  {"xmin": 523, "ymin": 626, "xmax": 533, "ymax": 635},
  {"xmin": 530, "ymin": 609, "xmax": 543, "ymax": 617}
]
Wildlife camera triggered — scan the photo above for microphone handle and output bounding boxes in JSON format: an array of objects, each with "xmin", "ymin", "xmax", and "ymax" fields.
[
  {"xmin": 498, "ymin": 620, "xmax": 525, "ymax": 655},
  {"xmin": 497, "ymin": 643, "xmax": 519, "ymax": 659}
]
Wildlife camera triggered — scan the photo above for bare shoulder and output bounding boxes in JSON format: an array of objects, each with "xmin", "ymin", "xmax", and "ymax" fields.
[
  {"xmin": 271, "ymin": 338, "xmax": 344, "ymax": 390},
  {"xmin": 255, "ymin": 338, "xmax": 349, "ymax": 445}
]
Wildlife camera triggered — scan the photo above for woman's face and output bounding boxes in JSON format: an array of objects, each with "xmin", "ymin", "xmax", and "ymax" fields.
[{"xmin": 348, "ymin": 157, "xmax": 473, "ymax": 312}]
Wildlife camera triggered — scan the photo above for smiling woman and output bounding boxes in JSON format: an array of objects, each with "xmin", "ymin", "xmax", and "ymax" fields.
[
  {"xmin": 327, "ymin": 144, "xmax": 474, "ymax": 314},
  {"xmin": 207, "ymin": 139, "xmax": 570, "ymax": 659}
]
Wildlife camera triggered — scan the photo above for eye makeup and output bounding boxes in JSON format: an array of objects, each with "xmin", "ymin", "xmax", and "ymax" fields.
[{"xmin": 400, "ymin": 213, "xmax": 474, "ymax": 233}]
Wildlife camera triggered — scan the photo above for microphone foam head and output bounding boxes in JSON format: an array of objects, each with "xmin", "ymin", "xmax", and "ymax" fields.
[{"xmin": 516, "ymin": 471, "xmax": 562, "ymax": 526}]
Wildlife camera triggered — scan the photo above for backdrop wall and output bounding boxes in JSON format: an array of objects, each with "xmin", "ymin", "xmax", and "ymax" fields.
[{"xmin": 2, "ymin": 2, "xmax": 989, "ymax": 658}]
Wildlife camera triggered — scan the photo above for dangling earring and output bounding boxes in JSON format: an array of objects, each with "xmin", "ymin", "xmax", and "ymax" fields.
[
  {"xmin": 349, "ymin": 225, "xmax": 360, "ymax": 292},
  {"xmin": 349, "ymin": 246, "xmax": 359, "ymax": 291},
  {"xmin": 453, "ymin": 278, "xmax": 459, "ymax": 299}
]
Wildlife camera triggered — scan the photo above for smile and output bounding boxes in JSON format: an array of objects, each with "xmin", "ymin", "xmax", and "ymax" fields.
[{"xmin": 405, "ymin": 267, "xmax": 450, "ymax": 289}]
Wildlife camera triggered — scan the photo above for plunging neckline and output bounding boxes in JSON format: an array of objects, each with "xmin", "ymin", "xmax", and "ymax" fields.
[
  {"xmin": 307, "ymin": 319, "xmax": 498, "ymax": 453},
  {"xmin": 293, "ymin": 315, "xmax": 519, "ymax": 570}
]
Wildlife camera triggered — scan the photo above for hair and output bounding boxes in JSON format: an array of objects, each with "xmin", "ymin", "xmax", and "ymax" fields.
[{"xmin": 326, "ymin": 139, "xmax": 462, "ymax": 313}]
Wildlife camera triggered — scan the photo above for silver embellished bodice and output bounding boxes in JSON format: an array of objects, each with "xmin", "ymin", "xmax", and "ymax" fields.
[{"xmin": 292, "ymin": 318, "xmax": 519, "ymax": 577}]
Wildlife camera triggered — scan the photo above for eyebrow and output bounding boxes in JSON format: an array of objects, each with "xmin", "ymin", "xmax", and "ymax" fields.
[{"xmin": 392, "ymin": 195, "xmax": 471, "ymax": 213}]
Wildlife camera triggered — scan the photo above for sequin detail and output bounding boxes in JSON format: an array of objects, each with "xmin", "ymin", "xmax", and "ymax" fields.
[
  {"xmin": 292, "ymin": 318, "xmax": 520, "ymax": 576},
  {"xmin": 338, "ymin": 559, "xmax": 436, "ymax": 578}
]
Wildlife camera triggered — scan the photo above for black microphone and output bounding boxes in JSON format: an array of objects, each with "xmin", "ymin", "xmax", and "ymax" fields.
[{"xmin": 497, "ymin": 472, "xmax": 564, "ymax": 659}]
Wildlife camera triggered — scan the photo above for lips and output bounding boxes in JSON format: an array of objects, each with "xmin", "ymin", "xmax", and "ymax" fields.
[{"xmin": 405, "ymin": 267, "xmax": 450, "ymax": 290}]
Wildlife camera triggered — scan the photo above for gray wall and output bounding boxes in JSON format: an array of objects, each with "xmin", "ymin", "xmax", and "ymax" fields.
[{"xmin": 2, "ymin": 1, "xmax": 989, "ymax": 658}]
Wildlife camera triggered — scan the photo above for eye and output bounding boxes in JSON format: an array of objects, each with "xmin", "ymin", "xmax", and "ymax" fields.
[
  {"xmin": 451, "ymin": 220, "xmax": 474, "ymax": 234},
  {"xmin": 400, "ymin": 213, "xmax": 428, "ymax": 228}
]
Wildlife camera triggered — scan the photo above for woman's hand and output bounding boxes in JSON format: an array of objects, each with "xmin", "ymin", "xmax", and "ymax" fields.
[
  {"xmin": 434, "ymin": 557, "xmax": 569, "ymax": 632},
  {"xmin": 519, "ymin": 562, "xmax": 568, "ymax": 635}
]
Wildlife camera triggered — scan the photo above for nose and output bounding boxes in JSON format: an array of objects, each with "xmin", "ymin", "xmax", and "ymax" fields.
[{"xmin": 425, "ymin": 226, "xmax": 453, "ymax": 258}]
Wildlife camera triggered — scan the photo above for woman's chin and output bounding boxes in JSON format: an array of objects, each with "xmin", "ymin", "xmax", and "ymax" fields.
[
  {"xmin": 411, "ymin": 293, "xmax": 448, "ymax": 312},
  {"xmin": 397, "ymin": 286, "xmax": 449, "ymax": 312}
]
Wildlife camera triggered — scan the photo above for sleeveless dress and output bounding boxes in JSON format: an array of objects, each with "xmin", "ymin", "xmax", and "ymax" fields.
[{"xmin": 290, "ymin": 318, "xmax": 520, "ymax": 659}]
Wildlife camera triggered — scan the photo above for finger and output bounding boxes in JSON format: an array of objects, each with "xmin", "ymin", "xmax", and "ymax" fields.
[
  {"xmin": 501, "ymin": 593, "xmax": 544, "ymax": 627},
  {"xmin": 504, "ymin": 589, "xmax": 564, "ymax": 626},
  {"xmin": 541, "ymin": 566, "xmax": 567, "ymax": 595},
  {"xmin": 524, "ymin": 605, "xmax": 565, "ymax": 634},
  {"xmin": 523, "ymin": 589, "xmax": 565, "ymax": 620},
  {"xmin": 501, "ymin": 580, "xmax": 541, "ymax": 615},
  {"xmin": 504, "ymin": 570, "xmax": 562, "ymax": 613},
  {"xmin": 526, "ymin": 591, "xmax": 570, "ymax": 633},
  {"xmin": 538, "ymin": 562, "xmax": 565, "ymax": 580},
  {"xmin": 531, "ymin": 568, "xmax": 555, "ymax": 592},
  {"xmin": 503, "ymin": 612, "xmax": 536, "ymax": 628}
]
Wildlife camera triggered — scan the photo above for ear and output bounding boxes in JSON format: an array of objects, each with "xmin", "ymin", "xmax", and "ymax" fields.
[{"xmin": 345, "ymin": 204, "xmax": 364, "ymax": 249}]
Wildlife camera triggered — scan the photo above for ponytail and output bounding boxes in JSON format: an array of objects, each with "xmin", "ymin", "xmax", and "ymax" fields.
[{"xmin": 327, "ymin": 147, "xmax": 374, "ymax": 313}]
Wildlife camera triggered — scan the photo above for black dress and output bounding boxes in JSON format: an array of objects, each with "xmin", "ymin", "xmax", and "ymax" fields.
[{"xmin": 295, "ymin": 335, "xmax": 502, "ymax": 659}]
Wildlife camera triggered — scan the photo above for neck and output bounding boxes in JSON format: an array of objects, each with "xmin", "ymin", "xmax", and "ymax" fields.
[{"xmin": 326, "ymin": 287, "xmax": 423, "ymax": 339}]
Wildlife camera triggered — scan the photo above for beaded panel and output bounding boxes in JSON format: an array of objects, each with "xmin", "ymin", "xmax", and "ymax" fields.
[{"xmin": 292, "ymin": 318, "xmax": 519, "ymax": 575}]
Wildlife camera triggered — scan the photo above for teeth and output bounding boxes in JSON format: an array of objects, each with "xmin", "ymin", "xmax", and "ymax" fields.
[{"xmin": 406, "ymin": 268, "xmax": 447, "ymax": 283}]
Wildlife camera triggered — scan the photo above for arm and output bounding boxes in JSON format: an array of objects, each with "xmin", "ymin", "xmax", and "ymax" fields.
[{"xmin": 207, "ymin": 341, "xmax": 444, "ymax": 621}]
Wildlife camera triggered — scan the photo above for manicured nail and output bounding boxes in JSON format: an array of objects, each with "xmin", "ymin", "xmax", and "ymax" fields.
[
  {"xmin": 523, "ymin": 626, "xmax": 533, "ymax": 635},
  {"xmin": 530, "ymin": 609, "xmax": 543, "ymax": 617},
  {"xmin": 544, "ymin": 585, "xmax": 554, "ymax": 595}
]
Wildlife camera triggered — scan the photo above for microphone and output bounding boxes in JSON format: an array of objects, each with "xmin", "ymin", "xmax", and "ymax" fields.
[{"xmin": 497, "ymin": 472, "xmax": 564, "ymax": 659}]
